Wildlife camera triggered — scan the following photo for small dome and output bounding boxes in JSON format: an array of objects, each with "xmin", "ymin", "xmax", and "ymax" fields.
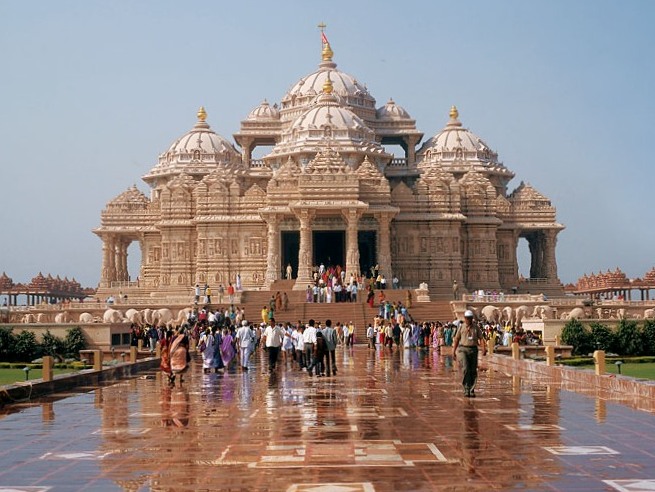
[
  {"xmin": 376, "ymin": 98, "xmax": 411, "ymax": 120},
  {"xmin": 418, "ymin": 106, "xmax": 497, "ymax": 160},
  {"xmin": 144, "ymin": 107, "xmax": 241, "ymax": 184},
  {"xmin": 247, "ymin": 100, "xmax": 280, "ymax": 121}
]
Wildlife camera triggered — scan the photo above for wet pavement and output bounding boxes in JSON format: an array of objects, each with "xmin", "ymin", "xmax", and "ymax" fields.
[{"xmin": 1, "ymin": 347, "xmax": 654, "ymax": 491}]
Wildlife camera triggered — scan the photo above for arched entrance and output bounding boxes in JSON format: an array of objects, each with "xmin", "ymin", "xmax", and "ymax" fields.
[{"xmin": 313, "ymin": 231, "xmax": 345, "ymax": 268}]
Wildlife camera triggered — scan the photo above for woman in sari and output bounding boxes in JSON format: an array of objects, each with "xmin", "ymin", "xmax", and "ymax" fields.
[
  {"xmin": 170, "ymin": 328, "xmax": 190, "ymax": 384},
  {"xmin": 160, "ymin": 328, "xmax": 174, "ymax": 384},
  {"xmin": 199, "ymin": 327, "xmax": 219, "ymax": 374},
  {"xmin": 220, "ymin": 327, "xmax": 236, "ymax": 369}
]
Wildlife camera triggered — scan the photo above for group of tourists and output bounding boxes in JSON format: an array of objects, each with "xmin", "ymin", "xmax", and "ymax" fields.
[{"xmin": 192, "ymin": 275, "xmax": 242, "ymax": 306}]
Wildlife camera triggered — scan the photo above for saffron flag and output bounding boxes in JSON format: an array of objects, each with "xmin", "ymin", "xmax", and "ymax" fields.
[{"xmin": 321, "ymin": 31, "xmax": 329, "ymax": 45}]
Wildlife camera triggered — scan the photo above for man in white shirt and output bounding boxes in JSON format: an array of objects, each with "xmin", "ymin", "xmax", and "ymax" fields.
[
  {"xmin": 263, "ymin": 319, "xmax": 285, "ymax": 373},
  {"xmin": 292, "ymin": 324, "xmax": 305, "ymax": 368},
  {"xmin": 235, "ymin": 320, "xmax": 254, "ymax": 371},
  {"xmin": 303, "ymin": 319, "xmax": 317, "ymax": 375}
]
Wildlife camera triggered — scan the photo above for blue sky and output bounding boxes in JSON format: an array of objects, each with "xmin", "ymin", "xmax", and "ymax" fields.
[{"xmin": 1, "ymin": 0, "xmax": 653, "ymax": 289}]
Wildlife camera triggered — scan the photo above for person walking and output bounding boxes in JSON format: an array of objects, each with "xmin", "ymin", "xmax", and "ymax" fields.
[
  {"xmin": 236, "ymin": 320, "xmax": 254, "ymax": 372},
  {"xmin": 453, "ymin": 310, "xmax": 487, "ymax": 397},
  {"xmin": 263, "ymin": 319, "xmax": 284, "ymax": 374},
  {"xmin": 322, "ymin": 319, "xmax": 338, "ymax": 376},
  {"xmin": 303, "ymin": 319, "xmax": 317, "ymax": 376}
]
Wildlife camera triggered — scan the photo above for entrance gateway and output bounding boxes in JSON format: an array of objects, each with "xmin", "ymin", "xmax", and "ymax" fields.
[{"xmin": 280, "ymin": 230, "xmax": 376, "ymax": 280}]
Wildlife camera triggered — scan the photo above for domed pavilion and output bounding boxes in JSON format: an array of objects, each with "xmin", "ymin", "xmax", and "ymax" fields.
[{"xmin": 94, "ymin": 36, "xmax": 564, "ymax": 298}]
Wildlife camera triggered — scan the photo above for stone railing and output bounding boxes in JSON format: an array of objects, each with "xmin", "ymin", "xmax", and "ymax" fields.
[{"xmin": 250, "ymin": 159, "xmax": 266, "ymax": 168}]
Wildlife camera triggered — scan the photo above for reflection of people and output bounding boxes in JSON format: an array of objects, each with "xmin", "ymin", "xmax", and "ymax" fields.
[
  {"xmin": 453, "ymin": 310, "xmax": 487, "ymax": 397},
  {"xmin": 461, "ymin": 402, "xmax": 480, "ymax": 475},
  {"xmin": 160, "ymin": 384, "xmax": 190, "ymax": 428}
]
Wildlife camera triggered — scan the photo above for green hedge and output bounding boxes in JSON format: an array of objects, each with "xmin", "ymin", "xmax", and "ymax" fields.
[
  {"xmin": 0, "ymin": 326, "xmax": 87, "ymax": 363},
  {"xmin": 560, "ymin": 319, "xmax": 655, "ymax": 357}
]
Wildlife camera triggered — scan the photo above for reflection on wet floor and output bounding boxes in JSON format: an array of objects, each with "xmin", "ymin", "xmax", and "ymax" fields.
[{"xmin": 0, "ymin": 346, "xmax": 655, "ymax": 491}]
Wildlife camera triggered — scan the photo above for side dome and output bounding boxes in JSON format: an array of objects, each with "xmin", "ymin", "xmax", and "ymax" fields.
[
  {"xmin": 143, "ymin": 107, "xmax": 241, "ymax": 186},
  {"xmin": 418, "ymin": 106, "xmax": 497, "ymax": 160},
  {"xmin": 376, "ymin": 98, "xmax": 411, "ymax": 120},
  {"xmin": 279, "ymin": 42, "xmax": 377, "ymax": 124},
  {"xmin": 246, "ymin": 100, "xmax": 280, "ymax": 121}
]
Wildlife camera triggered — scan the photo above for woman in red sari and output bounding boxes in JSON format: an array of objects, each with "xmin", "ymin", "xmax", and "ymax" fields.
[
  {"xmin": 169, "ymin": 328, "xmax": 190, "ymax": 384},
  {"xmin": 160, "ymin": 328, "xmax": 174, "ymax": 384}
]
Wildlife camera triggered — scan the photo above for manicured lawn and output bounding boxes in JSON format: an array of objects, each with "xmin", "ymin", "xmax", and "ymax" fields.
[
  {"xmin": 580, "ymin": 362, "xmax": 655, "ymax": 380},
  {"xmin": 0, "ymin": 368, "xmax": 81, "ymax": 386}
]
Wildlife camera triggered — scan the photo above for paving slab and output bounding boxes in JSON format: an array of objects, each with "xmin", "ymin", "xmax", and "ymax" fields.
[{"xmin": 0, "ymin": 347, "xmax": 654, "ymax": 491}]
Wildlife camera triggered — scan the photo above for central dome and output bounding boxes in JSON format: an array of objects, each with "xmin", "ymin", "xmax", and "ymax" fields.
[{"xmin": 279, "ymin": 42, "xmax": 377, "ymax": 124}]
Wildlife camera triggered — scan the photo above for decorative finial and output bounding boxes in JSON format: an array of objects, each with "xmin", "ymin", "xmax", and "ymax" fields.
[
  {"xmin": 318, "ymin": 22, "xmax": 333, "ymax": 62},
  {"xmin": 322, "ymin": 75, "xmax": 333, "ymax": 94},
  {"xmin": 197, "ymin": 106, "xmax": 207, "ymax": 122},
  {"xmin": 449, "ymin": 105, "xmax": 459, "ymax": 120},
  {"xmin": 322, "ymin": 42, "xmax": 334, "ymax": 62}
]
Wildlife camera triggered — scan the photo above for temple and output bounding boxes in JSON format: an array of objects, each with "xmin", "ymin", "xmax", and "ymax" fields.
[{"xmin": 93, "ymin": 37, "xmax": 564, "ymax": 299}]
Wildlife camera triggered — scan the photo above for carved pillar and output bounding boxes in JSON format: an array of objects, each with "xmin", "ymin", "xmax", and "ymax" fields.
[
  {"xmin": 264, "ymin": 215, "xmax": 280, "ymax": 287},
  {"xmin": 377, "ymin": 213, "xmax": 393, "ymax": 279},
  {"xmin": 101, "ymin": 236, "xmax": 112, "ymax": 287},
  {"xmin": 107, "ymin": 236, "xmax": 116, "ymax": 284},
  {"xmin": 543, "ymin": 230, "xmax": 559, "ymax": 281},
  {"xmin": 119, "ymin": 240, "xmax": 129, "ymax": 281},
  {"xmin": 343, "ymin": 209, "xmax": 362, "ymax": 277},
  {"xmin": 294, "ymin": 209, "xmax": 315, "ymax": 289}
]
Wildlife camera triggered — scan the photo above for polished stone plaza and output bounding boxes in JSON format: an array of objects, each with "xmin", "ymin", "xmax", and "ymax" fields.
[{"xmin": 1, "ymin": 347, "xmax": 654, "ymax": 491}]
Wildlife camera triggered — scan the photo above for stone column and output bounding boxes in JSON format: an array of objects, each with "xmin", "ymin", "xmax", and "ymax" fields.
[
  {"xmin": 264, "ymin": 215, "xmax": 280, "ymax": 288},
  {"xmin": 343, "ymin": 209, "xmax": 361, "ymax": 278},
  {"xmin": 294, "ymin": 209, "xmax": 314, "ymax": 289},
  {"xmin": 107, "ymin": 236, "xmax": 116, "ymax": 284},
  {"xmin": 542, "ymin": 230, "xmax": 559, "ymax": 281},
  {"xmin": 101, "ymin": 237, "xmax": 112, "ymax": 287},
  {"xmin": 118, "ymin": 239, "xmax": 128, "ymax": 281},
  {"xmin": 377, "ymin": 213, "xmax": 393, "ymax": 279}
]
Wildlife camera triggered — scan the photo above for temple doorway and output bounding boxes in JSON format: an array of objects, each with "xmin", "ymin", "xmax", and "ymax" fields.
[
  {"xmin": 313, "ymin": 231, "xmax": 345, "ymax": 268},
  {"xmin": 281, "ymin": 231, "xmax": 299, "ymax": 279},
  {"xmin": 358, "ymin": 231, "xmax": 376, "ymax": 277}
]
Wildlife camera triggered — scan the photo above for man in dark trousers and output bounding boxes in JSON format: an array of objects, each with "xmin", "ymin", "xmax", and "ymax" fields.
[
  {"xmin": 322, "ymin": 319, "xmax": 338, "ymax": 376},
  {"xmin": 453, "ymin": 310, "xmax": 487, "ymax": 397}
]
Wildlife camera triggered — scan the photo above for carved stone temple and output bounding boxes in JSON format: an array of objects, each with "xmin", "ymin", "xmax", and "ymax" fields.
[{"xmin": 94, "ymin": 39, "xmax": 564, "ymax": 298}]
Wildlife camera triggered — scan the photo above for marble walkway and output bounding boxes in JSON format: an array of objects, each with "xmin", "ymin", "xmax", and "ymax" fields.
[{"xmin": 1, "ymin": 347, "xmax": 654, "ymax": 491}]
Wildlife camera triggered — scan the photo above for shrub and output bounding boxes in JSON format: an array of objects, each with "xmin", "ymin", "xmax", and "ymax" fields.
[
  {"xmin": 589, "ymin": 322, "xmax": 616, "ymax": 352},
  {"xmin": 14, "ymin": 330, "xmax": 39, "ymax": 362},
  {"xmin": 0, "ymin": 327, "xmax": 16, "ymax": 361},
  {"xmin": 63, "ymin": 327, "xmax": 87, "ymax": 359},
  {"xmin": 41, "ymin": 330, "xmax": 65, "ymax": 360},
  {"xmin": 560, "ymin": 319, "xmax": 593, "ymax": 356},
  {"xmin": 643, "ymin": 320, "xmax": 655, "ymax": 356},
  {"xmin": 615, "ymin": 319, "xmax": 643, "ymax": 356}
]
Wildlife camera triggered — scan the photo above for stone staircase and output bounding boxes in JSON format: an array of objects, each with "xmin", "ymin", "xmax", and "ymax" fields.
[{"xmin": 240, "ymin": 286, "xmax": 455, "ymax": 343}]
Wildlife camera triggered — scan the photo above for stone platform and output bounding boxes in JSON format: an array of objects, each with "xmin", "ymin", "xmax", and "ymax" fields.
[{"xmin": 0, "ymin": 347, "xmax": 654, "ymax": 491}]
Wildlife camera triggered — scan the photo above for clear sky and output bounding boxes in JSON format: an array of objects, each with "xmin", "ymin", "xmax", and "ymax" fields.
[{"xmin": 1, "ymin": 0, "xmax": 653, "ymax": 289}]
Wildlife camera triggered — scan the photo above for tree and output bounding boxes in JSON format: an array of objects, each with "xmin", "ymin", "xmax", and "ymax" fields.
[
  {"xmin": 0, "ymin": 327, "xmax": 17, "ymax": 362},
  {"xmin": 41, "ymin": 330, "xmax": 65, "ymax": 361},
  {"xmin": 560, "ymin": 319, "xmax": 593, "ymax": 356},
  {"xmin": 14, "ymin": 330, "xmax": 39, "ymax": 362},
  {"xmin": 589, "ymin": 322, "xmax": 616, "ymax": 353},
  {"xmin": 643, "ymin": 319, "xmax": 655, "ymax": 356},
  {"xmin": 63, "ymin": 327, "xmax": 87, "ymax": 359},
  {"xmin": 615, "ymin": 319, "xmax": 642, "ymax": 356}
]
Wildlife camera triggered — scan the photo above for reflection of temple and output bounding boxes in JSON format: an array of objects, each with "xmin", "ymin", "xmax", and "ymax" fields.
[
  {"xmin": 0, "ymin": 271, "xmax": 94, "ymax": 306},
  {"xmin": 94, "ymin": 37, "xmax": 564, "ymax": 298}
]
